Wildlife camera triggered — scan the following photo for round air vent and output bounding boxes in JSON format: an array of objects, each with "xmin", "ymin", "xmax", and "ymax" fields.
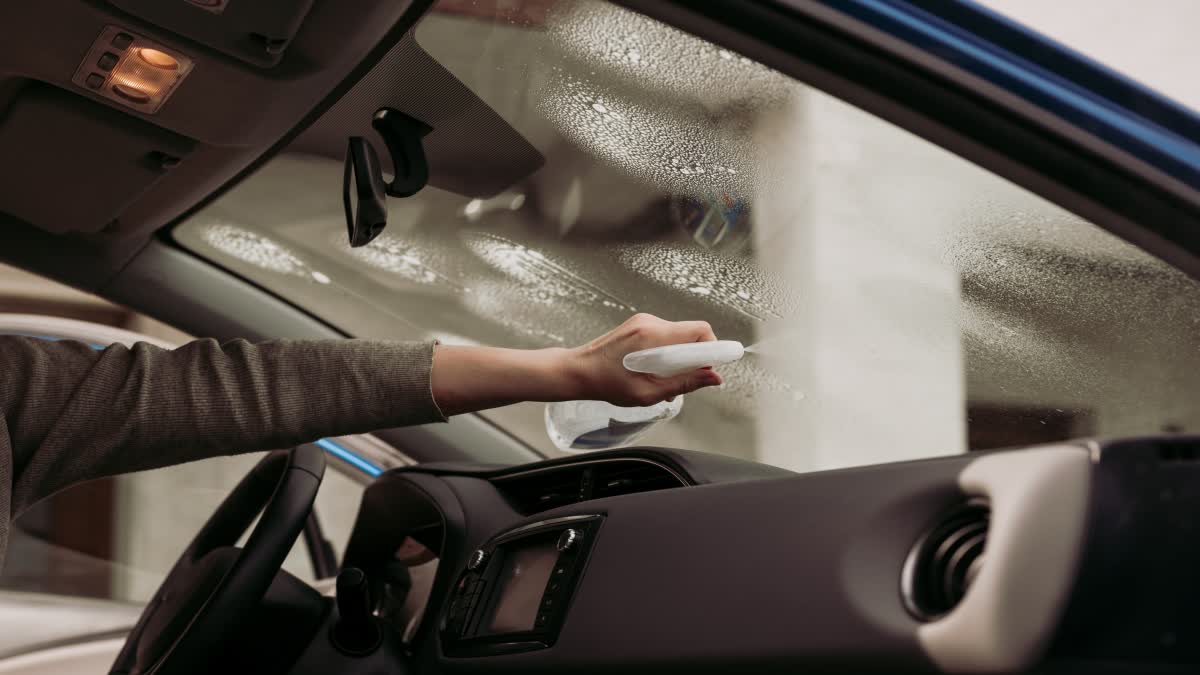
[{"xmin": 901, "ymin": 499, "xmax": 990, "ymax": 620}]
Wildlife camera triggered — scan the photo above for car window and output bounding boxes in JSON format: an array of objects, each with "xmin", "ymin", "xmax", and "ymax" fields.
[
  {"xmin": 1, "ymin": 453, "xmax": 365, "ymax": 603},
  {"xmin": 0, "ymin": 272, "xmax": 372, "ymax": 655},
  {"xmin": 0, "ymin": 452, "xmax": 364, "ymax": 653},
  {"xmin": 977, "ymin": 0, "xmax": 1200, "ymax": 113},
  {"xmin": 174, "ymin": 0, "xmax": 1200, "ymax": 474}
]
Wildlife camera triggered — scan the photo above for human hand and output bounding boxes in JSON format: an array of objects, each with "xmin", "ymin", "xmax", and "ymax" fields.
[
  {"xmin": 567, "ymin": 313, "xmax": 724, "ymax": 407},
  {"xmin": 430, "ymin": 314, "xmax": 725, "ymax": 416}
]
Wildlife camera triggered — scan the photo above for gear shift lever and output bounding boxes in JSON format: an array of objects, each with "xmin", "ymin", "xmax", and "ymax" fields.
[{"xmin": 331, "ymin": 567, "xmax": 382, "ymax": 656}]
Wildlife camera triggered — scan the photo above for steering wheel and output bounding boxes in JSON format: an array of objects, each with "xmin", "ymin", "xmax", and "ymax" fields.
[{"xmin": 110, "ymin": 445, "xmax": 325, "ymax": 675}]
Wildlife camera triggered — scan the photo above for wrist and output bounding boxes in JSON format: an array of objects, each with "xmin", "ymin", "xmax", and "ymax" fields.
[{"xmin": 532, "ymin": 346, "xmax": 587, "ymax": 401}]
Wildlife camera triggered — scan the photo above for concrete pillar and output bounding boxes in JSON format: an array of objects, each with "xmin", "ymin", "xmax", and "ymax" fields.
[{"xmin": 753, "ymin": 92, "xmax": 967, "ymax": 472}]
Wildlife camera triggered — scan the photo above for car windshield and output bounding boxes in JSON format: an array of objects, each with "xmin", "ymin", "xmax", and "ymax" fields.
[{"xmin": 174, "ymin": 0, "xmax": 1200, "ymax": 473}]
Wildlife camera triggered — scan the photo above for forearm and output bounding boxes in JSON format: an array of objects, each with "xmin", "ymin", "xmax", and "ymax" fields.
[
  {"xmin": 0, "ymin": 314, "xmax": 723, "ymax": 512},
  {"xmin": 430, "ymin": 345, "xmax": 582, "ymax": 416},
  {"xmin": 1, "ymin": 336, "xmax": 445, "ymax": 511}
]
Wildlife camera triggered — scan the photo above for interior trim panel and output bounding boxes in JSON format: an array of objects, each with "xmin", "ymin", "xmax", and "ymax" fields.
[
  {"xmin": 337, "ymin": 440, "xmax": 1200, "ymax": 674},
  {"xmin": 917, "ymin": 447, "xmax": 1090, "ymax": 673}
]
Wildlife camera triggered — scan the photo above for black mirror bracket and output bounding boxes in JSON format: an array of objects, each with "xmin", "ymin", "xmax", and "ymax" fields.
[
  {"xmin": 342, "ymin": 108, "xmax": 432, "ymax": 248},
  {"xmin": 373, "ymin": 108, "xmax": 432, "ymax": 198}
]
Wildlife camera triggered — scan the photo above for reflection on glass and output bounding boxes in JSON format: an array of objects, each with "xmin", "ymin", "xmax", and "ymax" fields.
[
  {"xmin": 174, "ymin": 0, "xmax": 1200, "ymax": 473},
  {"xmin": 203, "ymin": 223, "xmax": 331, "ymax": 285}
]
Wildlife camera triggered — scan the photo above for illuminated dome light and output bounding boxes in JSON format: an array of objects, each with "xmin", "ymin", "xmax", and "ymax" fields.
[
  {"xmin": 111, "ymin": 82, "xmax": 152, "ymax": 104},
  {"xmin": 136, "ymin": 48, "xmax": 180, "ymax": 70}
]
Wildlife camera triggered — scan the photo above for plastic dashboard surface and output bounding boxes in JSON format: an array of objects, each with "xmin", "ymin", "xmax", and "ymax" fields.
[{"xmin": 340, "ymin": 439, "xmax": 1200, "ymax": 675}]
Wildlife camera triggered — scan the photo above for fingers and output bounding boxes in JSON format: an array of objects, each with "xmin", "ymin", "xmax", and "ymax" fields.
[
  {"xmin": 674, "ymin": 320, "xmax": 717, "ymax": 343},
  {"xmin": 606, "ymin": 313, "xmax": 724, "ymax": 407},
  {"xmin": 637, "ymin": 367, "xmax": 722, "ymax": 405},
  {"xmin": 624, "ymin": 314, "xmax": 715, "ymax": 346}
]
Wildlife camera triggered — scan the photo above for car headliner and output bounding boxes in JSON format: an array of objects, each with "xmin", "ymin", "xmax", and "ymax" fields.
[{"xmin": 0, "ymin": 0, "xmax": 1197, "ymax": 338}]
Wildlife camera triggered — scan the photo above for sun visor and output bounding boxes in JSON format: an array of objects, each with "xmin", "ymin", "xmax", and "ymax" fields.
[
  {"xmin": 106, "ymin": 0, "xmax": 315, "ymax": 68},
  {"xmin": 0, "ymin": 85, "xmax": 194, "ymax": 234},
  {"xmin": 289, "ymin": 34, "xmax": 544, "ymax": 199}
]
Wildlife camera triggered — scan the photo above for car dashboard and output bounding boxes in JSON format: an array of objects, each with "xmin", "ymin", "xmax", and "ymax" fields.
[{"xmin": 321, "ymin": 437, "xmax": 1200, "ymax": 675}]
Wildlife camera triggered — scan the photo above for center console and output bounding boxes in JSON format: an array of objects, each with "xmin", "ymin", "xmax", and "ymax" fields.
[{"xmin": 440, "ymin": 515, "xmax": 602, "ymax": 657}]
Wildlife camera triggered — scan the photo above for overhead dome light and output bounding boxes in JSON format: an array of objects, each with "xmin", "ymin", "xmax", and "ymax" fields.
[
  {"xmin": 136, "ymin": 48, "xmax": 179, "ymax": 70},
  {"xmin": 111, "ymin": 82, "xmax": 152, "ymax": 104},
  {"xmin": 72, "ymin": 26, "xmax": 194, "ymax": 115}
]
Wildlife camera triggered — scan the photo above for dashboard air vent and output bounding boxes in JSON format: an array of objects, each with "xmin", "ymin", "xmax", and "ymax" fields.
[
  {"xmin": 591, "ymin": 461, "xmax": 684, "ymax": 499},
  {"xmin": 902, "ymin": 500, "xmax": 990, "ymax": 621},
  {"xmin": 497, "ymin": 470, "xmax": 582, "ymax": 514},
  {"xmin": 493, "ymin": 460, "xmax": 687, "ymax": 515}
]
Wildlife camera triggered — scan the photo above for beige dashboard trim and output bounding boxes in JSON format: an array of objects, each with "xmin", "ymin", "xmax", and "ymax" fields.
[{"xmin": 917, "ymin": 445, "xmax": 1091, "ymax": 673}]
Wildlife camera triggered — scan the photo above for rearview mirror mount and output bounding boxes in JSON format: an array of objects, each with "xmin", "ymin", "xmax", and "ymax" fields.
[{"xmin": 342, "ymin": 108, "xmax": 432, "ymax": 248}]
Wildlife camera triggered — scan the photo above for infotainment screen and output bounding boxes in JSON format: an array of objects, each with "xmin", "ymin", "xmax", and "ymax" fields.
[{"xmin": 485, "ymin": 539, "xmax": 559, "ymax": 634}]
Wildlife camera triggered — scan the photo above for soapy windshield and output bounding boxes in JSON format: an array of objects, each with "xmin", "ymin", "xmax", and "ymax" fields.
[{"xmin": 174, "ymin": 0, "xmax": 1200, "ymax": 473}]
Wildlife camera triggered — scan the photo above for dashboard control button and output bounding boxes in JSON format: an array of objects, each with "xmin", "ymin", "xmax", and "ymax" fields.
[
  {"xmin": 553, "ymin": 564, "xmax": 568, "ymax": 577},
  {"xmin": 467, "ymin": 549, "xmax": 489, "ymax": 571},
  {"xmin": 535, "ymin": 612, "xmax": 550, "ymax": 628},
  {"xmin": 557, "ymin": 528, "xmax": 582, "ymax": 552}
]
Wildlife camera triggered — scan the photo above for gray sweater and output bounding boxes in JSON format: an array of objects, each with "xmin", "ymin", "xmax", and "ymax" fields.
[{"xmin": 0, "ymin": 336, "xmax": 445, "ymax": 569}]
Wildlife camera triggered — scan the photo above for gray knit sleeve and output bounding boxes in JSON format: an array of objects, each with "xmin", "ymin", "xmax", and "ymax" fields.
[{"xmin": 0, "ymin": 336, "xmax": 446, "ymax": 514}]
